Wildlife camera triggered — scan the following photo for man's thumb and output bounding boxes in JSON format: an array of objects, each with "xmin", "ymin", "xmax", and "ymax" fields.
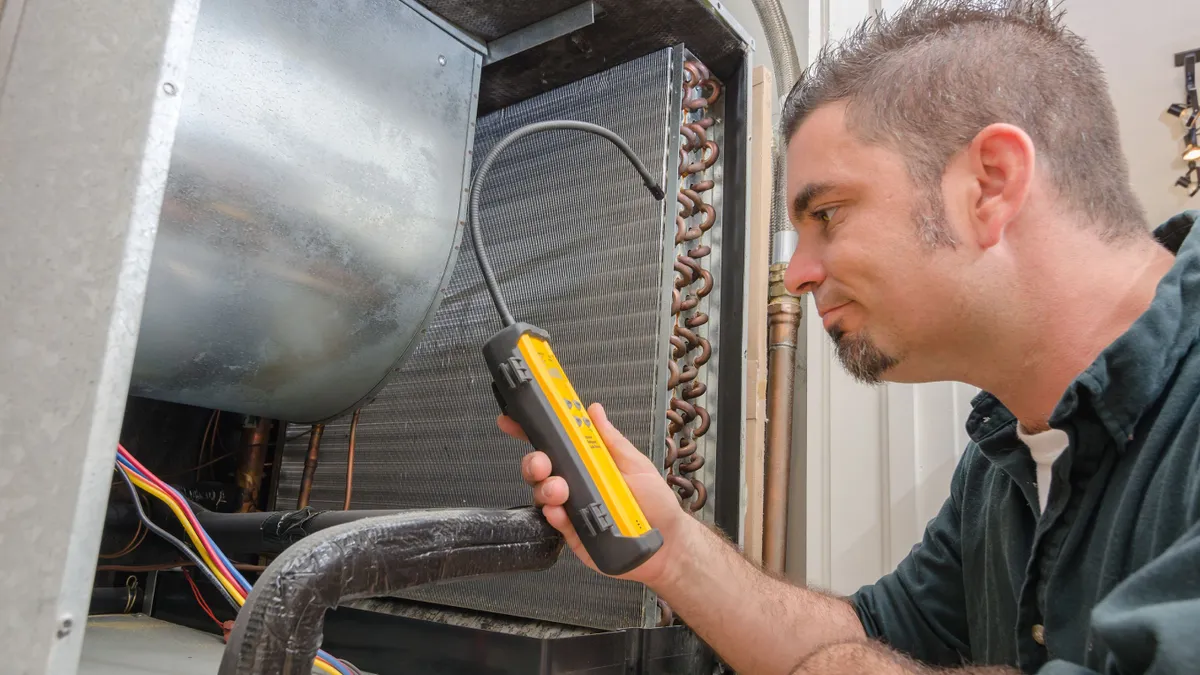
[{"xmin": 589, "ymin": 403, "xmax": 655, "ymax": 474}]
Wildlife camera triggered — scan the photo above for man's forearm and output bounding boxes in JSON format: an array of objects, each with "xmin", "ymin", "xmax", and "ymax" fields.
[
  {"xmin": 650, "ymin": 519, "xmax": 866, "ymax": 675},
  {"xmin": 791, "ymin": 641, "xmax": 1019, "ymax": 675}
]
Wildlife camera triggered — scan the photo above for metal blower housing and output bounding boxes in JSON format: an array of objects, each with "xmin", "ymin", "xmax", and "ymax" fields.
[{"xmin": 128, "ymin": 0, "xmax": 483, "ymax": 423}]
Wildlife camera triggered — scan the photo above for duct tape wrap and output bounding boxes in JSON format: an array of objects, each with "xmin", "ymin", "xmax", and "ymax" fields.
[
  {"xmin": 218, "ymin": 507, "xmax": 563, "ymax": 675},
  {"xmin": 258, "ymin": 508, "xmax": 322, "ymax": 550}
]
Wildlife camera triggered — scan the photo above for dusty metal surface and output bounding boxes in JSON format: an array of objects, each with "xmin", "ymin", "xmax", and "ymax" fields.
[
  {"xmin": 484, "ymin": 1, "xmax": 596, "ymax": 65},
  {"xmin": 129, "ymin": 0, "xmax": 481, "ymax": 423},
  {"xmin": 278, "ymin": 48, "xmax": 682, "ymax": 630},
  {"xmin": 418, "ymin": 0, "xmax": 751, "ymax": 113},
  {"xmin": 80, "ymin": 615, "xmax": 225, "ymax": 675}
]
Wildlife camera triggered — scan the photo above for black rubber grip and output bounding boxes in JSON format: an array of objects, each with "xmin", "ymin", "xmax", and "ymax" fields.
[{"xmin": 484, "ymin": 322, "xmax": 663, "ymax": 576}]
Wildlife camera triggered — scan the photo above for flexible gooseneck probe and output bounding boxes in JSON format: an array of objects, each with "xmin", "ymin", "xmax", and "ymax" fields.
[{"xmin": 467, "ymin": 120, "xmax": 666, "ymax": 327}]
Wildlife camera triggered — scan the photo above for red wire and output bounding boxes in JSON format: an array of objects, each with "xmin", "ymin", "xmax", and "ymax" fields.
[
  {"xmin": 118, "ymin": 446, "xmax": 348, "ymax": 674},
  {"xmin": 183, "ymin": 570, "xmax": 222, "ymax": 628},
  {"xmin": 116, "ymin": 445, "xmax": 248, "ymax": 596}
]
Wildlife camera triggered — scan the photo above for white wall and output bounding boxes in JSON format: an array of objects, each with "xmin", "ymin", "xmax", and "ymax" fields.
[{"xmin": 1059, "ymin": 0, "xmax": 1200, "ymax": 227}]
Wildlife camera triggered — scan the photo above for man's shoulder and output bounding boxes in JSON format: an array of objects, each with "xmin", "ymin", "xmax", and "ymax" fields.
[
  {"xmin": 1140, "ymin": 343, "xmax": 1200, "ymax": 475},
  {"xmin": 1150, "ymin": 341, "xmax": 1200, "ymax": 435},
  {"xmin": 944, "ymin": 441, "xmax": 998, "ymax": 508}
]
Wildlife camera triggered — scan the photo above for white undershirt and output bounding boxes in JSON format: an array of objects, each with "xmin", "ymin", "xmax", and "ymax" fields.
[{"xmin": 1016, "ymin": 426, "xmax": 1069, "ymax": 514}]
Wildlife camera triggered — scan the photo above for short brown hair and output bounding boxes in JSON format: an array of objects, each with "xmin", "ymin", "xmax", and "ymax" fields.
[{"xmin": 780, "ymin": 0, "xmax": 1147, "ymax": 240}]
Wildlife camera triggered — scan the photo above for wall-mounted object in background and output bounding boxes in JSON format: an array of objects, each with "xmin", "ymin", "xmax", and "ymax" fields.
[{"xmin": 1168, "ymin": 49, "xmax": 1200, "ymax": 196}]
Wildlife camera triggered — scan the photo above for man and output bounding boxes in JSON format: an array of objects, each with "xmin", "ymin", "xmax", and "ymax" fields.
[{"xmin": 499, "ymin": 1, "xmax": 1200, "ymax": 673}]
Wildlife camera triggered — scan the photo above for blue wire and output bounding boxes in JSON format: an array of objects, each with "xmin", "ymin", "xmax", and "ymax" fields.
[{"xmin": 115, "ymin": 454, "xmax": 354, "ymax": 675}]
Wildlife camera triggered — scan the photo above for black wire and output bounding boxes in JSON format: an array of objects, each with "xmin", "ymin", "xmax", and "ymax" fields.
[
  {"xmin": 468, "ymin": 120, "xmax": 666, "ymax": 327},
  {"xmin": 113, "ymin": 465, "xmax": 239, "ymax": 610}
]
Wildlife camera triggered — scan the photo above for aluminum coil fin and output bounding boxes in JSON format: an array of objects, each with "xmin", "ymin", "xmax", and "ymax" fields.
[
  {"xmin": 129, "ymin": 0, "xmax": 481, "ymax": 423},
  {"xmin": 278, "ymin": 47, "xmax": 692, "ymax": 630}
]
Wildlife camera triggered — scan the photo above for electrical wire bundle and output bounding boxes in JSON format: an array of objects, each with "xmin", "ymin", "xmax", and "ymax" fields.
[{"xmin": 113, "ymin": 444, "xmax": 360, "ymax": 675}]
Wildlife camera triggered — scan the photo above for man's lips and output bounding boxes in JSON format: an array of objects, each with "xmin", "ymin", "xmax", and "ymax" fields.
[{"xmin": 818, "ymin": 302, "xmax": 850, "ymax": 330}]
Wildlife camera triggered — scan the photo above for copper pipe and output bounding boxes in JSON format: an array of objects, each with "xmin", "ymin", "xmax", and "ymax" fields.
[
  {"xmin": 237, "ymin": 417, "xmax": 273, "ymax": 513},
  {"xmin": 296, "ymin": 423, "xmax": 325, "ymax": 509},
  {"xmin": 342, "ymin": 410, "xmax": 361, "ymax": 510},
  {"xmin": 763, "ymin": 263, "xmax": 803, "ymax": 574}
]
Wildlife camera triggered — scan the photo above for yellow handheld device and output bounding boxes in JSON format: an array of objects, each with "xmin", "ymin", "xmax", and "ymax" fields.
[{"xmin": 470, "ymin": 120, "xmax": 666, "ymax": 575}]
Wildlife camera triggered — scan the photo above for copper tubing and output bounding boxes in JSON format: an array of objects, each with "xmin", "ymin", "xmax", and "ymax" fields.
[
  {"xmin": 763, "ymin": 278, "xmax": 803, "ymax": 574},
  {"xmin": 295, "ymin": 423, "xmax": 325, "ymax": 509},
  {"xmin": 663, "ymin": 59, "xmax": 722, "ymax": 516},
  {"xmin": 237, "ymin": 418, "xmax": 273, "ymax": 513},
  {"xmin": 342, "ymin": 410, "xmax": 361, "ymax": 510}
]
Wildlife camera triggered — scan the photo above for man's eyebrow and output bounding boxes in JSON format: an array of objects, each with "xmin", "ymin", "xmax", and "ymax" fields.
[{"xmin": 791, "ymin": 182, "xmax": 836, "ymax": 219}]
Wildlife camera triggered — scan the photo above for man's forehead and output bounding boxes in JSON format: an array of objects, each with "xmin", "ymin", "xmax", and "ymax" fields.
[
  {"xmin": 787, "ymin": 102, "xmax": 855, "ymax": 155},
  {"xmin": 785, "ymin": 106, "xmax": 859, "ymax": 196},
  {"xmin": 785, "ymin": 103, "xmax": 903, "ymax": 197}
]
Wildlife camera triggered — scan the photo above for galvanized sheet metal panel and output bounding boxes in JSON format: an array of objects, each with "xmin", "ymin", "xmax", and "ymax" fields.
[{"xmin": 130, "ymin": 0, "xmax": 480, "ymax": 423}]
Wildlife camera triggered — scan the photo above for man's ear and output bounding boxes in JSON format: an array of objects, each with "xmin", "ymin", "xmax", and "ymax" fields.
[{"xmin": 963, "ymin": 123, "xmax": 1036, "ymax": 249}]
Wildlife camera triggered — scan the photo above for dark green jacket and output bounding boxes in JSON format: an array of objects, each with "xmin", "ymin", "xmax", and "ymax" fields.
[{"xmin": 851, "ymin": 211, "xmax": 1200, "ymax": 674}]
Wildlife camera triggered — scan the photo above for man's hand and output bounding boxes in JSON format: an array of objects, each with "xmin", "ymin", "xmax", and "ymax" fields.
[
  {"xmin": 500, "ymin": 401, "xmax": 868, "ymax": 675},
  {"xmin": 497, "ymin": 402, "xmax": 694, "ymax": 588}
]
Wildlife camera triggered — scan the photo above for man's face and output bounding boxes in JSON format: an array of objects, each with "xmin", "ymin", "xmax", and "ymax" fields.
[{"xmin": 783, "ymin": 102, "xmax": 968, "ymax": 384}]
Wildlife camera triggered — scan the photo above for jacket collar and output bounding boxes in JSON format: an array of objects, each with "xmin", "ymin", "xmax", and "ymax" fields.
[{"xmin": 967, "ymin": 211, "xmax": 1200, "ymax": 450}]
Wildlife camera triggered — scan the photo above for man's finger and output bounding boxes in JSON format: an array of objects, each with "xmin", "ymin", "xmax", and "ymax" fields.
[
  {"xmin": 543, "ymin": 506, "xmax": 594, "ymax": 568},
  {"xmin": 589, "ymin": 403, "xmax": 657, "ymax": 474},
  {"xmin": 521, "ymin": 451, "xmax": 552, "ymax": 485},
  {"xmin": 497, "ymin": 415, "xmax": 529, "ymax": 442},
  {"xmin": 537, "ymin": 476, "xmax": 569, "ymax": 506}
]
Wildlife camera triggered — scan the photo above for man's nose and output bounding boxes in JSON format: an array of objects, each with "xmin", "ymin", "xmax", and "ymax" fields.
[{"xmin": 781, "ymin": 232, "xmax": 824, "ymax": 295}]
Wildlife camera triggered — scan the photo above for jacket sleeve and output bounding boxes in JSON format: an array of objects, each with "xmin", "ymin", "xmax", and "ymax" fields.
[
  {"xmin": 1037, "ymin": 518, "xmax": 1200, "ymax": 675},
  {"xmin": 848, "ymin": 449, "xmax": 973, "ymax": 667}
]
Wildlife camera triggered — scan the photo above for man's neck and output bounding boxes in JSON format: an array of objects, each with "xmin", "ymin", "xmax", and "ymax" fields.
[{"xmin": 973, "ymin": 232, "xmax": 1176, "ymax": 430}]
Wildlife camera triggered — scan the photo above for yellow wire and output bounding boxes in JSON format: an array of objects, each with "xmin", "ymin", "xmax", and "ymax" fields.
[
  {"xmin": 313, "ymin": 660, "xmax": 341, "ymax": 675},
  {"xmin": 120, "ymin": 466, "xmax": 345, "ymax": 675},
  {"xmin": 122, "ymin": 468, "xmax": 246, "ymax": 602}
]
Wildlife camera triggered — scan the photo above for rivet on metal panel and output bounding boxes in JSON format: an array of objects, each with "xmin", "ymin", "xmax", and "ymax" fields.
[
  {"xmin": 438, "ymin": 55, "xmax": 446, "ymax": 65},
  {"xmin": 162, "ymin": 82, "xmax": 177, "ymax": 96}
]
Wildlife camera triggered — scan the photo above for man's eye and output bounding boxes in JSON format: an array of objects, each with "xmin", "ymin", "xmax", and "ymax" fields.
[{"xmin": 811, "ymin": 207, "xmax": 838, "ymax": 224}]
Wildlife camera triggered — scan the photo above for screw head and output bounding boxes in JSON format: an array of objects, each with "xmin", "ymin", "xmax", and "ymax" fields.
[
  {"xmin": 162, "ymin": 82, "xmax": 177, "ymax": 96},
  {"xmin": 438, "ymin": 55, "xmax": 446, "ymax": 66}
]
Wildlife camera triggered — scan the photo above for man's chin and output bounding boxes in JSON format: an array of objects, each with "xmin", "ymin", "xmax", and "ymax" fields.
[{"xmin": 828, "ymin": 326, "xmax": 899, "ymax": 385}]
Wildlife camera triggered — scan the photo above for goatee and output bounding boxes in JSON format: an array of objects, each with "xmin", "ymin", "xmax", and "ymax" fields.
[{"xmin": 828, "ymin": 326, "xmax": 899, "ymax": 385}]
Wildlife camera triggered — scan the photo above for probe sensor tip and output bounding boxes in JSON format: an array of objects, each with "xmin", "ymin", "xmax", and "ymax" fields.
[{"xmin": 648, "ymin": 184, "xmax": 666, "ymax": 201}]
